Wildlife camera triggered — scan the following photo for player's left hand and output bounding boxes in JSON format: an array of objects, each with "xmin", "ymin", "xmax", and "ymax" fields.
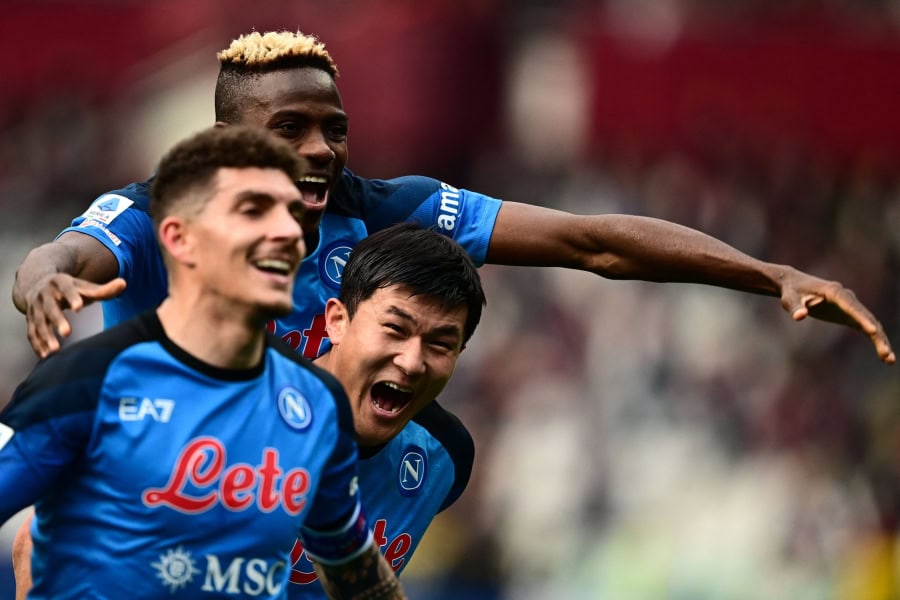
[{"xmin": 779, "ymin": 268, "xmax": 895, "ymax": 364}]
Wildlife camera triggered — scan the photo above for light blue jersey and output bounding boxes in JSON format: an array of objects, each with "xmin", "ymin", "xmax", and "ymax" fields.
[
  {"xmin": 0, "ymin": 312, "xmax": 369, "ymax": 599},
  {"xmin": 56, "ymin": 168, "xmax": 491, "ymax": 596}
]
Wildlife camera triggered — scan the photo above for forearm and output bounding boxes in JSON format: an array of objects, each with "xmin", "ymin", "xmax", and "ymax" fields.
[
  {"xmin": 312, "ymin": 543, "xmax": 405, "ymax": 600},
  {"xmin": 488, "ymin": 203, "xmax": 787, "ymax": 296},
  {"xmin": 579, "ymin": 215, "xmax": 786, "ymax": 295},
  {"xmin": 12, "ymin": 243, "xmax": 78, "ymax": 313}
]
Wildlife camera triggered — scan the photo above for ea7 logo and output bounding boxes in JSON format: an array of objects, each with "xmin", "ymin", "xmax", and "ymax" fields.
[{"xmin": 119, "ymin": 397, "xmax": 175, "ymax": 423}]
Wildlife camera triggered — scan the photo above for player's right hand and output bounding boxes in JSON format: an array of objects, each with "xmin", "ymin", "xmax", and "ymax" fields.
[{"xmin": 24, "ymin": 275, "xmax": 126, "ymax": 359}]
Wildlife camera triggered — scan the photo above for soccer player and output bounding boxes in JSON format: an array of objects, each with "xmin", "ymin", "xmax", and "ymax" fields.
[
  {"xmin": 6, "ymin": 26, "xmax": 895, "ymax": 595},
  {"xmin": 12, "ymin": 222, "xmax": 483, "ymax": 599},
  {"xmin": 0, "ymin": 125, "xmax": 405, "ymax": 599},
  {"xmin": 11, "ymin": 30, "xmax": 894, "ymax": 366},
  {"xmin": 290, "ymin": 222, "xmax": 483, "ymax": 590}
]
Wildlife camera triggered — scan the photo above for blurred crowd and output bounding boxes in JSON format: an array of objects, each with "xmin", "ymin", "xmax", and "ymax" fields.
[{"xmin": 2, "ymin": 1, "xmax": 900, "ymax": 599}]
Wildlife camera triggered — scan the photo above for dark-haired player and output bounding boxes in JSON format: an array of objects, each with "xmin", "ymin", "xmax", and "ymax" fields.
[
  {"xmin": 8, "ymin": 26, "xmax": 895, "ymax": 599},
  {"xmin": 1, "ymin": 124, "xmax": 405, "ymax": 599}
]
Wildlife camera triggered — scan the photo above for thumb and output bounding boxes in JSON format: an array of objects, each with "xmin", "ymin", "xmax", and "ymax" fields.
[
  {"xmin": 89, "ymin": 278, "xmax": 127, "ymax": 300},
  {"xmin": 788, "ymin": 293, "xmax": 825, "ymax": 321},
  {"xmin": 781, "ymin": 289, "xmax": 806, "ymax": 321}
]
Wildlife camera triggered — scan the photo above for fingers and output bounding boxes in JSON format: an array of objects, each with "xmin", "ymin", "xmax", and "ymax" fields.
[
  {"xmin": 26, "ymin": 293, "xmax": 70, "ymax": 359},
  {"xmin": 787, "ymin": 285, "xmax": 896, "ymax": 365},
  {"xmin": 23, "ymin": 276, "xmax": 123, "ymax": 359},
  {"xmin": 833, "ymin": 296, "xmax": 895, "ymax": 364},
  {"xmin": 874, "ymin": 337, "xmax": 896, "ymax": 365}
]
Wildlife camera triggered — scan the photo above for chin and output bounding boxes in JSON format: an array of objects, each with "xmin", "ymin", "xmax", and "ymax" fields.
[
  {"xmin": 256, "ymin": 298, "xmax": 294, "ymax": 321},
  {"xmin": 301, "ymin": 210, "xmax": 326, "ymax": 235}
]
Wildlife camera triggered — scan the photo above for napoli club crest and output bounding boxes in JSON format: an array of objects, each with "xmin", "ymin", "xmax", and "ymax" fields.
[{"xmin": 319, "ymin": 241, "xmax": 354, "ymax": 290}]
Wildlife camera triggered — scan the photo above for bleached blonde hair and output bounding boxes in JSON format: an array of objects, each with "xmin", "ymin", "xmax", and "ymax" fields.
[{"xmin": 215, "ymin": 30, "xmax": 339, "ymax": 122}]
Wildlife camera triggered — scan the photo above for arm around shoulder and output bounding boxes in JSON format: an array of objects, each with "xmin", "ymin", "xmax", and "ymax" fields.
[
  {"xmin": 13, "ymin": 231, "xmax": 119, "ymax": 312},
  {"xmin": 12, "ymin": 231, "xmax": 124, "ymax": 358}
]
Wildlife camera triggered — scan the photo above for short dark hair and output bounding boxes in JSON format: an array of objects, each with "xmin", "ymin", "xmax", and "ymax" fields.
[
  {"xmin": 340, "ymin": 223, "xmax": 486, "ymax": 344},
  {"xmin": 149, "ymin": 125, "xmax": 302, "ymax": 227},
  {"xmin": 214, "ymin": 31, "xmax": 339, "ymax": 123}
]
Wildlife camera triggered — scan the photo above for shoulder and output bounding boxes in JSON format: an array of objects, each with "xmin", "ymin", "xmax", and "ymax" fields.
[
  {"xmin": 412, "ymin": 401, "xmax": 474, "ymax": 472},
  {"xmin": 411, "ymin": 401, "xmax": 474, "ymax": 511},
  {"xmin": 2, "ymin": 312, "xmax": 160, "ymax": 427},
  {"xmin": 329, "ymin": 168, "xmax": 442, "ymax": 216},
  {"xmin": 265, "ymin": 336, "xmax": 355, "ymax": 433},
  {"xmin": 90, "ymin": 179, "xmax": 153, "ymax": 214}
]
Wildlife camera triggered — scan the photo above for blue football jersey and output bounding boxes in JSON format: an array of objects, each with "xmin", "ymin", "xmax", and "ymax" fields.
[
  {"xmin": 286, "ymin": 401, "xmax": 473, "ymax": 593},
  {"xmin": 61, "ymin": 168, "xmax": 502, "ymax": 358},
  {"xmin": 0, "ymin": 311, "xmax": 369, "ymax": 599},
  {"xmin": 57, "ymin": 168, "xmax": 489, "ymax": 596}
]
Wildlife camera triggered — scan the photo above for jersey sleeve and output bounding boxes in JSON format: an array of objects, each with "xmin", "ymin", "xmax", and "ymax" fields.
[
  {"xmin": 298, "ymin": 368, "xmax": 373, "ymax": 565},
  {"xmin": 339, "ymin": 171, "xmax": 502, "ymax": 266},
  {"xmin": 59, "ymin": 183, "xmax": 155, "ymax": 281},
  {"xmin": 414, "ymin": 401, "xmax": 475, "ymax": 512},
  {"xmin": 0, "ymin": 358, "xmax": 99, "ymax": 522},
  {"xmin": 58, "ymin": 182, "xmax": 168, "ymax": 326}
]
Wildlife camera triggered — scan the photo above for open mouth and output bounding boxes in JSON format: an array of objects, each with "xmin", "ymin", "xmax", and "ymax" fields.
[
  {"xmin": 253, "ymin": 258, "xmax": 295, "ymax": 277},
  {"xmin": 296, "ymin": 176, "xmax": 329, "ymax": 209},
  {"xmin": 370, "ymin": 381, "xmax": 413, "ymax": 417}
]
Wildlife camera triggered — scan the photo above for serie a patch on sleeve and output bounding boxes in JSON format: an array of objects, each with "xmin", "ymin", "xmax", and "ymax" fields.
[
  {"xmin": 80, "ymin": 194, "xmax": 135, "ymax": 225},
  {"xmin": 0, "ymin": 423, "xmax": 14, "ymax": 451},
  {"xmin": 79, "ymin": 219, "xmax": 123, "ymax": 246}
]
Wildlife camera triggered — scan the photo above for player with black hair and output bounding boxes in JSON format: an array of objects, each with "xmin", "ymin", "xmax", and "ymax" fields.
[{"xmin": 2, "ymin": 124, "xmax": 405, "ymax": 599}]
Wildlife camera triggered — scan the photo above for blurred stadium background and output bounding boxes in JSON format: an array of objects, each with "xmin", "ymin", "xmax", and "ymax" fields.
[{"xmin": 2, "ymin": 1, "xmax": 900, "ymax": 598}]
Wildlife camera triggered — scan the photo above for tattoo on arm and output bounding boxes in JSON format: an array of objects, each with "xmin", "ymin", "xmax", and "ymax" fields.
[{"xmin": 312, "ymin": 543, "xmax": 406, "ymax": 600}]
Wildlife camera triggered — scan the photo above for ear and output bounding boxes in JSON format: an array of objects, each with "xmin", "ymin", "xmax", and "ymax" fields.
[
  {"xmin": 323, "ymin": 298, "xmax": 349, "ymax": 345},
  {"xmin": 157, "ymin": 215, "xmax": 196, "ymax": 268},
  {"xmin": 213, "ymin": 121, "xmax": 229, "ymax": 129}
]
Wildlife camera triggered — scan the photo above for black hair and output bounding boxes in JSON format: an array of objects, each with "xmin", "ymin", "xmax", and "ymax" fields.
[{"xmin": 340, "ymin": 223, "xmax": 485, "ymax": 344}]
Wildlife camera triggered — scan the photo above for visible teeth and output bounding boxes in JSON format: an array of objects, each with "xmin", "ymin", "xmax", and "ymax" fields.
[
  {"xmin": 384, "ymin": 382, "xmax": 412, "ymax": 393},
  {"xmin": 297, "ymin": 176, "xmax": 328, "ymax": 184},
  {"xmin": 255, "ymin": 258, "xmax": 292, "ymax": 273},
  {"xmin": 372, "ymin": 398, "xmax": 402, "ymax": 414}
]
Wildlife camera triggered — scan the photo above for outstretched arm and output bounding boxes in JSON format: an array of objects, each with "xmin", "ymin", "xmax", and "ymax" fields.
[
  {"xmin": 487, "ymin": 202, "xmax": 895, "ymax": 364},
  {"xmin": 313, "ymin": 544, "xmax": 406, "ymax": 600},
  {"xmin": 12, "ymin": 232, "xmax": 125, "ymax": 358}
]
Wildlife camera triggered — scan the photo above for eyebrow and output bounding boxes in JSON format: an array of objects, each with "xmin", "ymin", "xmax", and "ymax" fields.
[
  {"xmin": 234, "ymin": 189, "xmax": 302, "ymax": 206},
  {"xmin": 385, "ymin": 305, "xmax": 462, "ymax": 338},
  {"xmin": 267, "ymin": 108, "xmax": 349, "ymax": 123}
]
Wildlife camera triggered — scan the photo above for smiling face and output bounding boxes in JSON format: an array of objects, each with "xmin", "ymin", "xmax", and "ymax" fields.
[
  {"xmin": 320, "ymin": 285, "xmax": 467, "ymax": 447},
  {"xmin": 162, "ymin": 166, "xmax": 306, "ymax": 322},
  {"xmin": 230, "ymin": 67, "xmax": 348, "ymax": 236}
]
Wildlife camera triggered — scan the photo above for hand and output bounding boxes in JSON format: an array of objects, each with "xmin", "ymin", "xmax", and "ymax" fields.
[
  {"xmin": 24, "ymin": 275, "xmax": 127, "ymax": 359},
  {"xmin": 780, "ymin": 268, "xmax": 895, "ymax": 364}
]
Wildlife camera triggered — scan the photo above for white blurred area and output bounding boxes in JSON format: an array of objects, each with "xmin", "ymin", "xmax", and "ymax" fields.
[{"xmin": 2, "ymin": 2, "xmax": 900, "ymax": 599}]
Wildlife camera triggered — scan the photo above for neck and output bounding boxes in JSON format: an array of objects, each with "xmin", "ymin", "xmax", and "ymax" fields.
[
  {"xmin": 312, "ymin": 348, "xmax": 332, "ymax": 370},
  {"xmin": 157, "ymin": 296, "xmax": 266, "ymax": 370}
]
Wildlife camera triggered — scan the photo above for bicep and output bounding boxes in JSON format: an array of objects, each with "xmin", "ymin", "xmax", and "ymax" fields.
[
  {"xmin": 56, "ymin": 231, "xmax": 119, "ymax": 283},
  {"xmin": 486, "ymin": 201, "xmax": 595, "ymax": 267}
]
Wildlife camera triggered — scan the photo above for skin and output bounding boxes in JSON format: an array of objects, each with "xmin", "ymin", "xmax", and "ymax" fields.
[
  {"xmin": 157, "ymin": 166, "xmax": 306, "ymax": 368},
  {"xmin": 11, "ymin": 65, "xmax": 894, "ymax": 364},
  {"xmin": 316, "ymin": 286, "xmax": 468, "ymax": 447},
  {"xmin": 12, "ymin": 517, "xmax": 30, "ymax": 600},
  {"xmin": 228, "ymin": 67, "xmax": 350, "ymax": 240},
  {"xmin": 12, "ymin": 166, "xmax": 406, "ymax": 599}
]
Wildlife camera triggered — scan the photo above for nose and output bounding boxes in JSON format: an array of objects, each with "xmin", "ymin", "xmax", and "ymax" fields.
[
  {"xmin": 298, "ymin": 130, "xmax": 336, "ymax": 165},
  {"xmin": 394, "ymin": 340, "xmax": 426, "ymax": 377},
  {"xmin": 270, "ymin": 206, "xmax": 306, "ymax": 257}
]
